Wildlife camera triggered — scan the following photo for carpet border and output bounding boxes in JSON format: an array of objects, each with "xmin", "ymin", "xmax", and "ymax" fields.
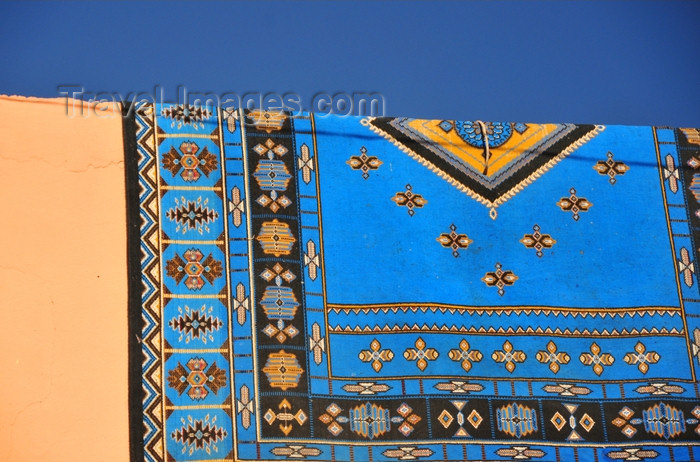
[{"xmin": 123, "ymin": 102, "xmax": 145, "ymax": 462}]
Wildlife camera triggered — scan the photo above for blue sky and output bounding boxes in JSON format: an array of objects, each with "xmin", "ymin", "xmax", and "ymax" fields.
[{"xmin": 1, "ymin": 1, "xmax": 698, "ymax": 126}]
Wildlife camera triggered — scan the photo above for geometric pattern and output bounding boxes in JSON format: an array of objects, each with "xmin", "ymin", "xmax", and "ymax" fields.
[
  {"xmin": 127, "ymin": 106, "xmax": 700, "ymax": 461},
  {"xmin": 403, "ymin": 337, "xmax": 439, "ymax": 371},
  {"xmin": 391, "ymin": 184, "xmax": 427, "ymax": 217},
  {"xmin": 496, "ymin": 402, "xmax": 538, "ymax": 438},
  {"xmin": 367, "ymin": 117, "xmax": 603, "ymax": 219},
  {"xmin": 481, "ymin": 263, "xmax": 518, "ymax": 296},
  {"xmin": 436, "ymin": 224, "xmax": 473, "ymax": 257},
  {"xmin": 347, "ymin": 146, "xmax": 382, "ymax": 180},
  {"xmin": 520, "ymin": 224, "xmax": 556, "ymax": 258},
  {"xmin": 593, "ymin": 151, "xmax": 630, "ymax": 185},
  {"xmin": 556, "ymin": 187, "xmax": 593, "ymax": 221}
]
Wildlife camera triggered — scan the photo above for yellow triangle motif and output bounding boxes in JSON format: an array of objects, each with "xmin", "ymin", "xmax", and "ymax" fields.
[{"xmin": 366, "ymin": 118, "xmax": 604, "ymax": 219}]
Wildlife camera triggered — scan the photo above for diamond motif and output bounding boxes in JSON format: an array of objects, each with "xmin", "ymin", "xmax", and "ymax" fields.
[
  {"xmin": 403, "ymin": 337, "xmax": 439, "ymax": 371},
  {"xmin": 482, "ymin": 262, "xmax": 518, "ymax": 296},
  {"xmin": 359, "ymin": 339, "xmax": 394, "ymax": 372},
  {"xmin": 623, "ymin": 341, "xmax": 660, "ymax": 374},
  {"xmin": 448, "ymin": 339, "xmax": 483, "ymax": 372},
  {"xmin": 349, "ymin": 402, "xmax": 391, "ymax": 439},
  {"xmin": 392, "ymin": 184, "xmax": 428, "ymax": 216},
  {"xmin": 264, "ymin": 399, "xmax": 308, "ymax": 436},
  {"xmin": 536, "ymin": 340, "xmax": 570, "ymax": 374},
  {"xmin": 468, "ymin": 409, "xmax": 483, "ymax": 429},
  {"xmin": 390, "ymin": 403, "xmax": 422, "ymax": 437},
  {"xmin": 262, "ymin": 351, "xmax": 304, "ymax": 390},
  {"xmin": 593, "ymin": 151, "xmax": 629, "ymax": 185},
  {"xmin": 643, "ymin": 402, "xmax": 686, "ymax": 439},
  {"xmin": 438, "ymin": 410, "xmax": 454, "ymax": 428},
  {"xmin": 437, "ymin": 224, "xmax": 473, "ymax": 257},
  {"xmin": 439, "ymin": 120, "xmax": 454, "ymax": 132},
  {"xmin": 397, "ymin": 403, "xmax": 413, "ymax": 417},
  {"xmin": 347, "ymin": 146, "xmax": 383, "ymax": 179},
  {"xmin": 397, "ymin": 422, "xmax": 412, "ymax": 437},
  {"xmin": 162, "ymin": 141, "xmax": 218, "ymax": 182},
  {"xmin": 496, "ymin": 403, "xmax": 538, "ymax": 438},
  {"xmin": 557, "ymin": 188, "xmax": 592, "ymax": 221},
  {"xmin": 579, "ymin": 414, "xmax": 595, "ymax": 432},
  {"xmin": 621, "ymin": 425, "xmax": 637, "ymax": 438},
  {"xmin": 619, "ymin": 407, "xmax": 635, "ymax": 420},
  {"xmin": 521, "ymin": 224, "xmax": 556, "ymax": 258},
  {"xmin": 492, "ymin": 340, "xmax": 526, "ymax": 373},
  {"xmin": 579, "ymin": 342, "xmax": 614, "ymax": 376},
  {"xmin": 328, "ymin": 421, "xmax": 343, "ymax": 436},
  {"xmin": 551, "ymin": 412, "xmax": 566, "ymax": 431}
]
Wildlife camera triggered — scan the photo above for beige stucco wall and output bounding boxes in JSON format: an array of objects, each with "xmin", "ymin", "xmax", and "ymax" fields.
[{"xmin": 0, "ymin": 96, "xmax": 129, "ymax": 461}]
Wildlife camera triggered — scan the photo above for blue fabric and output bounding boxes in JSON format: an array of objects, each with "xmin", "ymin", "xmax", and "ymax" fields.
[{"xmin": 127, "ymin": 104, "xmax": 700, "ymax": 461}]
